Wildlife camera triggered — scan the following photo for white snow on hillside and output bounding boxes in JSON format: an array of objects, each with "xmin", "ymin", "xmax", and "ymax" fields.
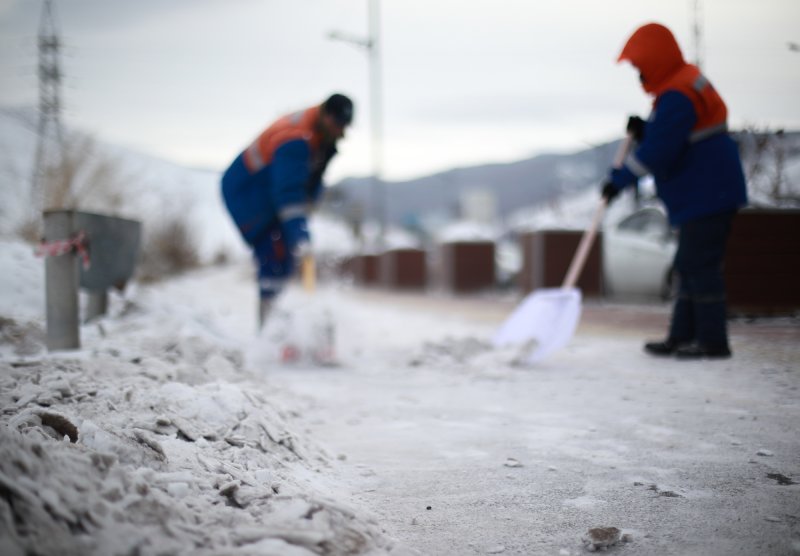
[
  {"xmin": 0, "ymin": 107, "xmax": 242, "ymax": 263},
  {"xmin": 436, "ymin": 220, "xmax": 498, "ymax": 243},
  {"xmin": 507, "ymin": 185, "xmax": 646, "ymax": 234}
]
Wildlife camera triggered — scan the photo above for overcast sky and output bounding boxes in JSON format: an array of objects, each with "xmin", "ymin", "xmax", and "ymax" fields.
[{"xmin": 1, "ymin": 0, "xmax": 798, "ymax": 182}]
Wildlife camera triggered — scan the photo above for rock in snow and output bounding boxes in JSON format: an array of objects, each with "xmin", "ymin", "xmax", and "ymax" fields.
[{"xmin": 582, "ymin": 527, "xmax": 622, "ymax": 552}]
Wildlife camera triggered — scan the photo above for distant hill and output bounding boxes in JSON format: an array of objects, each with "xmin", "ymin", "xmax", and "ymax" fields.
[
  {"xmin": 327, "ymin": 130, "xmax": 800, "ymax": 230},
  {"xmin": 3, "ymin": 104, "xmax": 797, "ymax": 256},
  {"xmin": 327, "ymin": 140, "xmax": 624, "ymax": 227}
]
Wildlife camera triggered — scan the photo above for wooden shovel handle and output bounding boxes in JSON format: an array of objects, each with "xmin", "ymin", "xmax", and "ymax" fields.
[
  {"xmin": 562, "ymin": 135, "xmax": 634, "ymax": 289},
  {"xmin": 301, "ymin": 254, "xmax": 316, "ymax": 292}
]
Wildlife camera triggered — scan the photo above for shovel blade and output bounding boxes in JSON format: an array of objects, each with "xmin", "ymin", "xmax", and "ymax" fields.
[{"xmin": 492, "ymin": 288, "xmax": 582, "ymax": 363}]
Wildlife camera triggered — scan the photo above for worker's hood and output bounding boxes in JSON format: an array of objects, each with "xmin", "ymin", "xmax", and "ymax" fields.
[{"xmin": 617, "ymin": 23, "xmax": 686, "ymax": 95}]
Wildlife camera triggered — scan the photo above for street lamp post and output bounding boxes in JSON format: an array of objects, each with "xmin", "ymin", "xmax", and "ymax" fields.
[{"xmin": 328, "ymin": 0, "xmax": 385, "ymax": 250}]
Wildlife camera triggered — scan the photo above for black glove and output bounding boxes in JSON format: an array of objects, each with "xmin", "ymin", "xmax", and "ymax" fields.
[
  {"xmin": 626, "ymin": 115, "xmax": 646, "ymax": 142},
  {"xmin": 601, "ymin": 181, "xmax": 620, "ymax": 204}
]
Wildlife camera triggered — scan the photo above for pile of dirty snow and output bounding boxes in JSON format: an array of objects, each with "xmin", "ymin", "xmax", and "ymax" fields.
[{"xmin": 0, "ymin": 238, "xmax": 407, "ymax": 556}]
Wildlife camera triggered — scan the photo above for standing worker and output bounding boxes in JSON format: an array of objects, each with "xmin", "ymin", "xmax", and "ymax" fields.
[
  {"xmin": 601, "ymin": 23, "xmax": 747, "ymax": 359},
  {"xmin": 222, "ymin": 93, "xmax": 354, "ymax": 327}
]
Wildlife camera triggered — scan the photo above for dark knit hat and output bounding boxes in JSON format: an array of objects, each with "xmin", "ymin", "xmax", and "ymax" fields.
[{"xmin": 322, "ymin": 93, "xmax": 354, "ymax": 126}]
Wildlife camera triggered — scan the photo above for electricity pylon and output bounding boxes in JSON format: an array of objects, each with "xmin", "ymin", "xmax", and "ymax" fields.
[{"xmin": 31, "ymin": 0, "xmax": 65, "ymax": 219}]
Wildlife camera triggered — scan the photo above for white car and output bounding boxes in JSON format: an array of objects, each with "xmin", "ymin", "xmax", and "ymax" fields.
[{"xmin": 602, "ymin": 206, "xmax": 677, "ymax": 300}]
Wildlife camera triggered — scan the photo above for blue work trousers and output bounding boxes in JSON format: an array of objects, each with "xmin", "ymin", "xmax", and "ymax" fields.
[
  {"xmin": 668, "ymin": 210, "xmax": 736, "ymax": 348},
  {"xmin": 253, "ymin": 224, "xmax": 297, "ymax": 301}
]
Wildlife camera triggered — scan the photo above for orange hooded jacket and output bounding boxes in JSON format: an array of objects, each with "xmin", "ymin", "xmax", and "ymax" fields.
[
  {"xmin": 618, "ymin": 23, "xmax": 727, "ymax": 140},
  {"xmin": 612, "ymin": 23, "xmax": 747, "ymax": 226}
]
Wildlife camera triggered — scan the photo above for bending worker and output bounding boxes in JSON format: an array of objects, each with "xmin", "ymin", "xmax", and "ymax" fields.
[
  {"xmin": 602, "ymin": 23, "xmax": 747, "ymax": 359},
  {"xmin": 222, "ymin": 93, "xmax": 354, "ymax": 327}
]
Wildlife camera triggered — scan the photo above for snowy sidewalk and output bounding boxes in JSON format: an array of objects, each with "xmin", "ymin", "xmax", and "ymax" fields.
[{"xmin": 261, "ymin": 281, "xmax": 800, "ymax": 555}]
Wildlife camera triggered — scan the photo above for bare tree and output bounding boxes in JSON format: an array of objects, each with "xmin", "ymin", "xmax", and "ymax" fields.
[
  {"xmin": 736, "ymin": 126, "xmax": 799, "ymax": 205},
  {"xmin": 136, "ymin": 218, "xmax": 200, "ymax": 283},
  {"xmin": 43, "ymin": 132, "xmax": 130, "ymax": 213},
  {"xmin": 17, "ymin": 131, "xmax": 136, "ymax": 242}
]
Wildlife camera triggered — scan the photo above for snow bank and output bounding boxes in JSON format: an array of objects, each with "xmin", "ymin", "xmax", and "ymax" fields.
[
  {"xmin": 0, "ymin": 238, "xmax": 407, "ymax": 556},
  {"xmin": 0, "ymin": 367, "xmax": 395, "ymax": 555},
  {"xmin": 0, "ymin": 238, "xmax": 44, "ymax": 323}
]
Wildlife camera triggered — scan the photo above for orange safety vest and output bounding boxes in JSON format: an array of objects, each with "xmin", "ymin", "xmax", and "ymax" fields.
[
  {"xmin": 653, "ymin": 64, "xmax": 728, "ymax": 142},
  {"xmin": 243, "ymin": 106, "xmax": 324, "ymax": 174}
]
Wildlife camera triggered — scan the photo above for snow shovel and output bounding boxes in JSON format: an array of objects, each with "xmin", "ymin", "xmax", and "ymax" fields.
[{"xmin": 492, "ymin": 136, "xmax": 633, "ymax": 364}]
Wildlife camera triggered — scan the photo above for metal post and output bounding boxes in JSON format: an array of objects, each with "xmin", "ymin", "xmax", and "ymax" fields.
[
  {"xmin": 368, "ymin": 0, "xmax": 385, "ymax": 249},
  {"xmin": 327, "ymin": 0, "xmax": 385, "ymax": 249},
  {"xmin": 44, "ymin": 210, "xmax": 80, "ymax": 350},
  {"xmin": 691, "ymin": 0, "xmax": 704, "ymax": 70}
]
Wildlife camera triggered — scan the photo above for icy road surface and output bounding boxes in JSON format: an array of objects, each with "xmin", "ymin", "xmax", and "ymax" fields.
[{"xmin": 207, "ymin": 263, "xmax": 799, "ymax": 556}]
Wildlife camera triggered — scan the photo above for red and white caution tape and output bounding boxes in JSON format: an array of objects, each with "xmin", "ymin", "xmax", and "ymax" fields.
[{"xmin": 36, "ymin": 230, "xmax": 91, "ymax": 270}]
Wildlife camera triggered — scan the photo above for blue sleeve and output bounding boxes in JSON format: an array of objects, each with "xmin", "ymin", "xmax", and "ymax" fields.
[
  {"xmin": 282, "ymin": 217, "xmax": 310, "ymax": 250},
  {"xmin": 608, "ymin": 165, "xmax": 638, "ymax": 190},
  {"xmin": 307, "ymin": 144, "xmax": 336, "ymax": 203},
  {"xmin": 308, "ymin": 179, "xmax": 324, "ymax": 203},
  {"xmin": 271, "ymin": 139, "xmax": 311, "ymax": 210},
  {"xmin": 271, "ymin": 140, "xmax": 311, "ymax": 249},
  {"xmin": 634, "ymin": 91, "xmax": 697, "ymax": 177}
]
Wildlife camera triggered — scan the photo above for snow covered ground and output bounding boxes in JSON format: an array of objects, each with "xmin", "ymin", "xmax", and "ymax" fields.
[
  {"xmin": 1, "ymin": 238, "xmax": 799, "ymax": 555},
  {"xmin": 2, "ymin": 106, "xmax": 799, "ymax": 555}
]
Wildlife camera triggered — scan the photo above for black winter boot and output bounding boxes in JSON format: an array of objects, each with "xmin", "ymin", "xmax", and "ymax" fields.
[
  {"xmin": 643, "ymin": 339, "xmax": 681, "ymax": 356},
  {"xmin": 675, "ymin": 343, "xmax": 732, "ymax": 359}
]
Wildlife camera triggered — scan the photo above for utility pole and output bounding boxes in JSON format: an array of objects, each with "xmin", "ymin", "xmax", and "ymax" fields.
[
  {"xmin": 368, "ymin": 0, "xmax": 385, "ymax": 249},
  {"xmin": 691, "ymin": 0, "xmax": 704, "ymax": 69},
  {"xmin": 329, "ymin": 0, "xmax": 385, "ymax": 250},
  {"xmin": 31, "ymin": 0, "xmax": 65, "ymax": 221}
]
